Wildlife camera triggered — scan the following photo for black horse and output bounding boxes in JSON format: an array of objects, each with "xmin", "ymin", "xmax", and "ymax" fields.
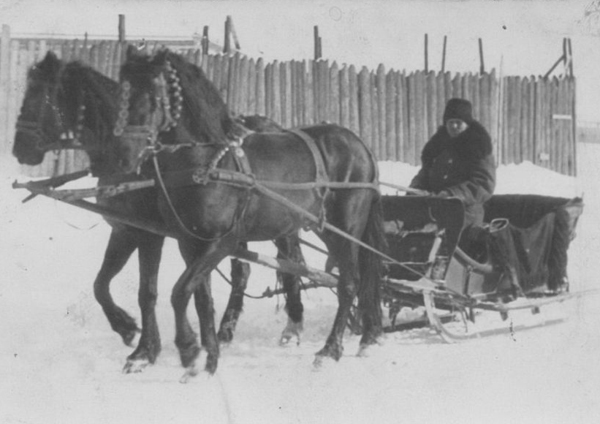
[
  {"xmin": 12, "ymin": 51, "xmax": 305, "ymax": 373},
  {"xmin": 113, "ymin": 47, "xmax": 387, "ymax": 378}
]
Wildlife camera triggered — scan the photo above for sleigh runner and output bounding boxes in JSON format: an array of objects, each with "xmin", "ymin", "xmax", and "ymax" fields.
[{"xmin": 13, "ymin": 165, "xmax": 586, "ymax": 343}]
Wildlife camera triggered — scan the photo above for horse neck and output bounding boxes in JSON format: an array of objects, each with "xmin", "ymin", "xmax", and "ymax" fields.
[
  {"xmin": 64, "ymin": 64, "xmax": 120, "ymax": 176},
  {"xmin": 169, "ymin": 57, "xmax": 240, "ymax": 145}
]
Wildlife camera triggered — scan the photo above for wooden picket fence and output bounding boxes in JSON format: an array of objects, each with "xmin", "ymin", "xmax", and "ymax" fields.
[{"xmin": 0, "ymin": 34, "xmax": 577, "ymax": 177}]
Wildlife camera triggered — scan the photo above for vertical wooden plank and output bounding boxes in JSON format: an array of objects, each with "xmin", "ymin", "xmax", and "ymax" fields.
[
  {"xmin": 246, "ymin": 58, "xmax": 256, "ymax": 114},
  {"xmin": 444, "ymin": 71, "xmax": 452, "ymax": 104},
  {"xmin": 543, "ymin": 78, "xmax": 552, "ymax": 171},
  {"xmin": 111, "ymin": 42, "xmax": 123, "ymax": 80},
  {"xmin": 297, "ymin": 60, "xmax": 307, "ymax": 126},
  {"xmin": 535, "ymin": 78, "xmax": 547, "ymax": 169},
  {"xmin": 556, "ymin": 79, "xmax": 564, "ymax": 174},
  {"xmin": 265, "ymin": 62, "xmax": 273, "ymax": 119},
  {"xmin": 569, "ymin": 78, "xmax": 577, "ymax": 176},
  {"xmin": 104, "ymin": 41, "xmax": 115, "ymax": 80},
  {"xmin": 330, "ymin": 61, "xmax": 340, "ymax": 125},
  {"xmin": 220, "ymin": 53, "xmax": 231, "ymax": 105},
  {"xmin": 551, "ymin": 77, "xmax": 560, "ymax": 173},
  {"xmin": 506, "ymin": 77, "xmax": 515, "ymax": 164},
  {"xmin": 319, "ymin": 60, "xmax": 330, "ymax": 123},
  {"xmin": 426, "ymin": 71, "xmax": 437, "ymax": 140},
  {"xmin": 348, "ymin": 65, "xmax": 359, "ymax": 135},
  {"xmin": 311, "ymin": 60, "xmax": 319, "ymax": 122},
  {"xmin": 339, "ymin": 65, "xmax": 350, "ymax": 129},
  {"xmin": 519, "ymin": 77, "xmax": 530, "ymax": 163},
  {"xmin": 514, "ymin": 77, "xmax": 523, "ymax": 163},
  {"xmin": 369, "ymin": 70, "xmax": 379, "ymax": 158},
  {"xmin": 491, "ymin": 70, "xmax": 501, "ymax": 161},
  {"xmin": 211, "ymin": 54, "xmax": 222, "ymax": 96},
  {"xmin": 501, "ymin": 76, "xmax": 510, "ymax": 165},
  {"xmin": 227, "ymin": 53, "xmax": 238, "ymax": 112},
  {"xmin": 72, "ymin": 38, "xmax": 81, "ymax": 63},
  {"xmin": 201, "ymin": 52, "xmax": 210, "ymax": 75},
  {"xmin": 407, "ymin": 72, "xmax": 417, "ymax": 165},
  {"xmin": 376, "ymin": 64, "xmax": 386, "ymax": 159},
  {"xmin": 397, "ymin": 71, "xmax": 409, "ymax": 162},
  {"xmin": 238, "ymin": 55, "xmax": 250, "ymax": 115},
  {"xmin": 471, "ymin": 74, "xmax": 480, "ymax": 120},
  {"xmin": 88, "ymin": 43, "xmax": 98, "ymax": 72},
  {"xmin": 451, "ymin": 73, "xmax": 461, "ymax": 98},
  {"xmin": 226, "ymin": 53, "xmax": 234, "ymax": 108},
  {"xmin": 289, "ymin": 60, "xmax": 297, "ymax": 127},
  {"xmin": 305, "ymin": 59, "xmax": 314, "ymax": 125},
  {"xmin": 385, "ymin": 69, "xmax": 397, "ymax": 161},
  {"xmin": 235, "ymin": 53, "xmax": 244, "ymax": 115},
  {"xmin": 271, "ymin": 60, "xmax": 282, "ymax": 125},
  {"xmin": 415, "ymin": 71, "xmax": 427, "ymax": 166},
  {"xmin": 255, "ymin": 58, "xmax": 265, "ymax": 116},
  {"xmin": 98, "ymin": 41, "xmax": 108, "ymax": 78},
  {"xmin": 435, "ymin": 71, "xmax": 445, "ymax": 126},
  {"xmin": 358, "ymin": 66, "xmax": 372, "ymax": 150},
  {"xmin": 281, "ymin": 60, "xmax": 292, "ymax": 127},
  {"xmin": 479, "ymin": 72, "xmax": 491, "ymax": 133}
]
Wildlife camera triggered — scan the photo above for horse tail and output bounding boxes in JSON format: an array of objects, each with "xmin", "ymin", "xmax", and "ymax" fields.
[{"xmin": 357, "ymin": 192, "xmax": 388, "ymax": 343}]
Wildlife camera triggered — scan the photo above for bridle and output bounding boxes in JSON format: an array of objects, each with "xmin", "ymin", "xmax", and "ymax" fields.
[
  {"xmin": 16, "ymin": 73, "xmax": 89, "ymax": 153},
  {"xmin": 113, "ymin": 61, "xmax": 190, "ymax": 168}
]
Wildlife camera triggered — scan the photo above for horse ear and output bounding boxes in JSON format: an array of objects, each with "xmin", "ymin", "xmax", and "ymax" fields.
[
  {"xmin": 37, "ymin": 50, "xmax": 61, "ymax": 76},
  {"xmin": 153, "ymin": 48, "xmax": 169, "ymax": 65},
  {"xmin": 44, "ymin": 50, "xmax": 58, "ymax": 62}
]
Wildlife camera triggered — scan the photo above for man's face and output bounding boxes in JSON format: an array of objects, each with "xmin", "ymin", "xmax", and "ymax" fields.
[{"xmin": 446, "ymin": 119, "xmax": 468, "ymax": 138}]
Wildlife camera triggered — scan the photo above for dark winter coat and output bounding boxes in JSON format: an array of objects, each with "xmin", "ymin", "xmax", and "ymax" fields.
[{"xmin": 410, "ymin": 120, "xmax": 496, "ymax": 228}]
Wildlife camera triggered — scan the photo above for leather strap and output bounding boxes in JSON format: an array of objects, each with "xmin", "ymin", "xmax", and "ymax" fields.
[{"xmin": 286, "ymin": 129, "xmax": 329, "ymax": 187}]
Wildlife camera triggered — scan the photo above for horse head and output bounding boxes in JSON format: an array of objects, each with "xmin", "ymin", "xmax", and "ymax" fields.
[
  {"xmin": 13, "ymin": 51, "xmax": 69, "ymax": 165},
  {"xmin": 13, "ymin": 50, "xmax": 118, "ymax": 173},
  {"xmin": 114, "ymin": 47, "xmax": 239, "ymax": 174}
]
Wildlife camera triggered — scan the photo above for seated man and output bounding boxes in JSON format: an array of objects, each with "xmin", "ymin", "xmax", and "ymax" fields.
[{"xmin": 409, "ymin": 98, "xmax": 496, "ymax": 257}]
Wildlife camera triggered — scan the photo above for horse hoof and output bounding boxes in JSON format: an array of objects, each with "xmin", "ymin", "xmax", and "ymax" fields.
[
  {"xmin": 179, "ymin": 365, "xmax": 199, "ymax": 384},
  {"xmin": 123, "ymin": 358, "xmax": 150, "ymax": 374},
  {"xmin": 217, "ymin": 330, "xmax": 233, "ymax": 345},
  {"xmin": 279, "ymin": 319, "xmax": 303, "ymax": 346},
  {"xmin": 313, "ymin": 354, "xmax": 337, "ymax": 370},
  {"xmin": 357, "ymin": 345, "xmax": 370, "ymax": 358}
]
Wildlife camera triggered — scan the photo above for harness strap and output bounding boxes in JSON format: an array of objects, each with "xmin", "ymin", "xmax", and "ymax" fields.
[{"xmin": 286, "ymin": 129, "xmax": 329, "ymax": 189}]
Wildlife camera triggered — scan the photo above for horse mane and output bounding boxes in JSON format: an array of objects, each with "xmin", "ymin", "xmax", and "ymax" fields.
[
  {"xmin": 63, "ymin": 62, "xmax": 119, "ymax": 141},
  {"xmin": 129, "ymin": 49, "xmax": 242, "ymax": 144},
  {"xmin": 61, "ymin": 62, "xmax": 120, "ymax": 174}
]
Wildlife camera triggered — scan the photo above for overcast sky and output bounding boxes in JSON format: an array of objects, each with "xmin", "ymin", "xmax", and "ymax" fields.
[{"xmin": 3, "ymin": 0, "xmax": 599, "ymax": 121}]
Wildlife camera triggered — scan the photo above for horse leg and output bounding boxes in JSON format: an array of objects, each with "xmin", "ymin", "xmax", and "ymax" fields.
[
  {"xmin": 123, "ymin": 233, "xmax": 165, "ymax": 373},
  {"xmin": 276, "ymin": 234, "xmax": 305, "ymax": 345},
  {"xmin": 314, "ymin": 237, "xmax": 360, "ymax": 365},
  {"xmin": 93, "ymin": 228, "xmax": 139, "ymax": 346},
  {"xmin": 173, "ymin": 240, "xmax": 232, "ymax": 380},
  {"xmin": 217, "ymin": 242, "xmax": 250, "ymax": 344}
]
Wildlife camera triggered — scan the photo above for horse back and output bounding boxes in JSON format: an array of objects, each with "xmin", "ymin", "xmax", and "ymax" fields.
[{"xmin": 243, "ymin": 123, "xmax": 377, "ymax": 185}]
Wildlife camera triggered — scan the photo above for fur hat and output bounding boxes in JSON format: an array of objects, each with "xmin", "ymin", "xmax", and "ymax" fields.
[{"xmin": 443, "ymin": 98, "xmax": 473, "ymax": 124}]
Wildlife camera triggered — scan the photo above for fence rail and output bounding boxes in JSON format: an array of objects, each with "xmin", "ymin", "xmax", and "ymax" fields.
[{"xmin": 0, "ymin": 33, "xmax": 577, "ymax": 177}]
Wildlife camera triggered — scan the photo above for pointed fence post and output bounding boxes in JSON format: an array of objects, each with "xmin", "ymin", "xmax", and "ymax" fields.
[{"xmin": 118, "ymin": 14, "xmax": 126, "ymax": 42}]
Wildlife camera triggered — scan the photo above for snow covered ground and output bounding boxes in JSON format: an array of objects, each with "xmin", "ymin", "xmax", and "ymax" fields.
[{"xmin": 1, "ymin": 142, "xmax": 599, "ymax": 424}]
